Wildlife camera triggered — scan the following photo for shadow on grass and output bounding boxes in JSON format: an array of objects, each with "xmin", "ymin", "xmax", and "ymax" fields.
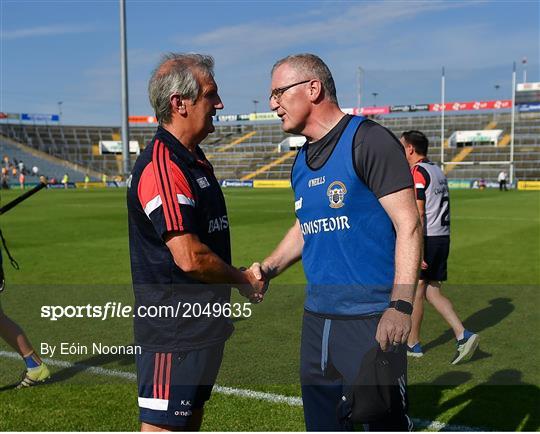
[
  {"xmin": 0, "ymin": 381, "xmax": 18, "ymax": 391},
  {"xmin": 410, "ymin": 369, "xmax": 539, "ymax": 431},
  {"xmin": 423, "ymin": 297, "xmax": 514, "ymax": 353},
  {"xmin": 410, "ymin": 371, "xmax": 472, "ymax": 427},
  {"xmin": 0, "ymin": 376, "xmax": 55, "ymax": 392}
]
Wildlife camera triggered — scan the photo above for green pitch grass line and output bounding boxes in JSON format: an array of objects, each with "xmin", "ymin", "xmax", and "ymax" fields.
[{"xmin": 0, "ymin": 350, "xmax": 485, "ymax": 432}]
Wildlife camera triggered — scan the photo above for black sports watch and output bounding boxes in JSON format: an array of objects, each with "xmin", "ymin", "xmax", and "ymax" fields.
[{"xmin": 388, "ymin": 300, "xmax": 413, "ymax": 315}]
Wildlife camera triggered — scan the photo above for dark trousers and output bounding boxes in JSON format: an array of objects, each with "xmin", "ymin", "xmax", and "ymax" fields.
[
  {"xmin": 499, "ymin": 180, "xmax": 508, "ymax": 191},
  {"xmin": 300, "ymin": 311, "xmax": 412, "ymax": 431}
]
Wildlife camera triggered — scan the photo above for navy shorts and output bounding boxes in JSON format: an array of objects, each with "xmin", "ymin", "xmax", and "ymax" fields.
[
  {"xmin": 136, "ymin": 342, "xmax": 224, "ymax": 427},
  {"xmin": 300, "ymin": 311, "xmax": 412, "ymax": 431},
  {"xmin": 421, "ymin": 235, "xmax": 450, "ymax": 282}
]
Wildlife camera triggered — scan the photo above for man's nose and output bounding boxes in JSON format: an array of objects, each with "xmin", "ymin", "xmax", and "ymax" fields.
[
  {"xmin": 215, "ymin": 95, "xmax": 224, "ymax": 110},
  {"xmin": 269, "ymin": 96, "xmax": 279, "ymax": 111}
]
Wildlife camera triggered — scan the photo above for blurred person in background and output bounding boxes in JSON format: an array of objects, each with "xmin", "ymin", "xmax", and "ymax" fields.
[
  {"xmin": 0, "ymin": 245, "xmax": 50, "ymax": 388},
  {"xmin": 400, "ymin": 130, "xmax": 479, "ymax": 365},
  {"xmin": 498, "ymin": 170, "xmax": 508, "ymax": 191}
]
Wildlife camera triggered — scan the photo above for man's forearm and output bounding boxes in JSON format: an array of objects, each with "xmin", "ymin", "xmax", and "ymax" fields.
[
  {"xmin": 416, "ymin": 199, "xmax": 426, "ymax": 236},
  {"xmin": 185, "ymin": 247, "xmax": 248, "ymax": 286},
  {"xmin": 166, "ymin": 234, "xmax": 248, "ymax": 287},
  {"xmin": 379, "ymin": 189, "xmax": 423, "ymax": 303},
  {"xmin": 262, "ymin": 220, "xmax": 303, "ymax": 279},
  {"xmin": 391, "ymin": 219, "xmax": 422, "ymax": 302}
]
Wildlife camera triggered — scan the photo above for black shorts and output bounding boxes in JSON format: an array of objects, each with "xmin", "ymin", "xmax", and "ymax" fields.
[
  {"xmin": 136, "ymin": 343, "xmax": 224, "ymax": 427},
  {"xmin": 300, "ymin": 311, "xmax": 411, "ymax": 431},
  {"xmin": 421, "ymin": 235, "xmax": 450, "ymax": 282}
]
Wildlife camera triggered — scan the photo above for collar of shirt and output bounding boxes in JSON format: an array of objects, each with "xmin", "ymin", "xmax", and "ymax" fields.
[
  {"xmin": 155, "ymin": 126, "xmax": 210, "ymax": 170},
  {"xmin": 414, "ymin": 157, "xmax": 430, "ymax": 165}
]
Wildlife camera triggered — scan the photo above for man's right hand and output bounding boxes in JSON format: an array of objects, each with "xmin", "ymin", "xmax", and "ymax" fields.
[
  {"xmin": 249, "ymin": 262, "xmax": 270, "ymax": 292},
  {"xmin": 238, "ymin": 267, "xmax": 267, "ymax": 303},
  {"xmin": 244, "ymin": 262, "xmax": 270, "ymax": 303}
]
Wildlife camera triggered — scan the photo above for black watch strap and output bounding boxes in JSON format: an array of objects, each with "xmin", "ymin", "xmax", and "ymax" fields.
[{"xmin": 388, "ymin": 300, "xmax": 413, "ymax": 315}]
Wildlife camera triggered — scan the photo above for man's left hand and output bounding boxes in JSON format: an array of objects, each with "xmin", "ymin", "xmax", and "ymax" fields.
[{"xmin": 376, "ymin": 308, "xmax": 411, "ymax": 351}]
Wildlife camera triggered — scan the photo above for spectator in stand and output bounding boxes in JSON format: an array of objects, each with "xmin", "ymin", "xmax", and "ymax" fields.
[
  {"xmin": 84, "ymin": 174, "xmax": 90, "ymax": 189},
  {"xmin": 101, "ymin": 173, "xmax": 108, "ymax": 184},
  {"xmin": 17, "ymin": 161, "xmax": 24, "ymax": 175},
  {"xmin": 2, "ymin": 156, "xmax": 8, "ymax": 169},
  {"xmin": 498, "ymin": 171, "xmax": 508, "ymax": 191},
  {"xmin": 62, "ymin": 173, "xmax": 69, "ymax": 189},
  {"xmin": 18, "ymin": 172, "xmax": 25, "ymax": 190},
  {"xmin": 479, "ymin": 178, "xmax": 486, "ymax": 190},
  {"xmin": 11, "ymin": 167, "xmax": 17, "ymax": 178},
  {"xmin": 1, "ymin": 168, "xmax": 8, "ymax": 190},
  {"xmin": 32, "ymin": 166, "xmax": 39, "ymax": 177}
]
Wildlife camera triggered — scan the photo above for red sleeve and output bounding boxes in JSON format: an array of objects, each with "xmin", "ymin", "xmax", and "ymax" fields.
[
  {"xmin": 411, "ymin": 165, "xmax": 427, "ymax": 201},
  {"xmin": 137, "ymin": 140, "xmax": 197, "ymax": 238}
]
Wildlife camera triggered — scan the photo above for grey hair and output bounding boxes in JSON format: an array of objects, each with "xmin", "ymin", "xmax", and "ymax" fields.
[
  {"xmin": 271, "ymin": 53, "xmax": 338, "ymax": 105},
  {"xmin": 148, "ymin": 53, "xmax": 215, "ymax": 125}
]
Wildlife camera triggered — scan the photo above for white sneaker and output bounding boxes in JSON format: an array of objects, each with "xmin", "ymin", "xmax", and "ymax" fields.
[{"xmin": 451, "ymin": 332, "xmax": 479, "ymax": 365}]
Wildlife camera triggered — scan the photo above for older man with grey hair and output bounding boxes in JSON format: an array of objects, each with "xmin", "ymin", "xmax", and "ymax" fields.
[{"xmin": 127, "ymin": 53, "xmax": 263, "ymax": 432}]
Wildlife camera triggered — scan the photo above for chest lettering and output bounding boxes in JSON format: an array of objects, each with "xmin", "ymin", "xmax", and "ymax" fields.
[{"xmin": 208, "ymin": 215, "xmax": 229, "ymax": 234}]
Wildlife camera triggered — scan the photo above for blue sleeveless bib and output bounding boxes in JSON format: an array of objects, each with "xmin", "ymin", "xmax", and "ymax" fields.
[{"xmin": 292, "ymin": 116, "xmax": 395, "ymax": 316}]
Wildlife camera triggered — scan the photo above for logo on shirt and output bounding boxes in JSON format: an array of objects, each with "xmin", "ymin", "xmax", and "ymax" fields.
[
  {"xmin": 308, "ymin": 176, "xmax": 325, "ymax": 188},
  {"xmin": 196, "ymin": 177, "xmax": 210, "ymax": 189},
  {"xmin": 295, "ymin": 197, "xmax": 303, "ymax": 211},
  {"xmin": 327, "ymin": 181, "xmax": 347, "ymax": 209}
]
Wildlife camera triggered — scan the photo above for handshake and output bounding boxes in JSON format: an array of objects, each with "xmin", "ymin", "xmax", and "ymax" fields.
[{"xmin": 237, "ymin": 262, "xmax": 269, "ymax": 304}]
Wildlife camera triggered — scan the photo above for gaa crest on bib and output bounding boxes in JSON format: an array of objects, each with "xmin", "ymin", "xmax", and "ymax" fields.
[{"xmin": 327, "ymin": 181, "xmax": 347, "ymax": 209}]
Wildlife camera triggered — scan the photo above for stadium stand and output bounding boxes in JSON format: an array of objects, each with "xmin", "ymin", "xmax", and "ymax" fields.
[
  {"xmin": 1, "ymin": 111, "xmax": 538, "ymax": 183},
  {"xmin": 0, "ymin": 135, "xmax": 95, "ymax": 184}
]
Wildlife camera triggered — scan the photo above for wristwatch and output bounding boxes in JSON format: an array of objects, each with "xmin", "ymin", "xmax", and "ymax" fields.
[{"xmin": 388, "ymin": 300, "xmax": 413, "ymax": 315}]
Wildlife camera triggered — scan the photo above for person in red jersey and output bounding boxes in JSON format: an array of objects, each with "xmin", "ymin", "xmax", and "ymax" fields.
[
  {"xmin": 127, "ymin": 53, "xmax": 264, "ymax": 432},
  {"xmin": 400, "ymin": 130, "xmax": 479, "ymax": 365}
]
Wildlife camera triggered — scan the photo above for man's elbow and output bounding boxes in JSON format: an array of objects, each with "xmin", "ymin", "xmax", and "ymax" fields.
[
  {"xmin": 397, "ymin": 214, "xmax": 422, "ymax": 240},
  {"xmin": 173, "ymin": 251, "xmax": 203, "ymax": 274}
]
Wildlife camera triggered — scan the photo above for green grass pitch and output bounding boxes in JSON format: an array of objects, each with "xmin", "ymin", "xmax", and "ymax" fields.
[{"xmin": 0, "ymin": 187, "xmax": 538, "ymax": 431}]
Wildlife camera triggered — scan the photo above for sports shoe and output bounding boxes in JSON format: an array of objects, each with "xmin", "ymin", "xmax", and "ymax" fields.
[
  {"xmin": 16, "ymin": 363, "xmax": 50, "ymax": 388},
  {"xmin": 407, "ymin": 343, "xmax": 424, "ymax": 358},
  {"xmin": 451, "ymin": 331, "xmax": 479, "ymax": 365}
]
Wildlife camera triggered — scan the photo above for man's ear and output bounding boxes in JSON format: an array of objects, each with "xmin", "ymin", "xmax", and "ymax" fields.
[
  {"xmin": 171, "ymin": 94, "xmax": 188, "ymax": 115},
  {"xmin": 308, "ymin": 80, "xmax": 323, "ymax": 102}
]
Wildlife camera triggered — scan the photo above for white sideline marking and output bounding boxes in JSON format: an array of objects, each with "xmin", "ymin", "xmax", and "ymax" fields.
[
  {"xmin": 0, "ymin": 350, "xmax": 484, "ymax": 431},
  {"xmin": 0, "ymin": 350, "xmax": 136, "ymax": 381}
]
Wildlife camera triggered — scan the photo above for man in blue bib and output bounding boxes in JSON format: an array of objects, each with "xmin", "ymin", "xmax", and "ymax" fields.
[{"xmin": 251, "ymin": 54, "xmax": 422, "ymax": 431}]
